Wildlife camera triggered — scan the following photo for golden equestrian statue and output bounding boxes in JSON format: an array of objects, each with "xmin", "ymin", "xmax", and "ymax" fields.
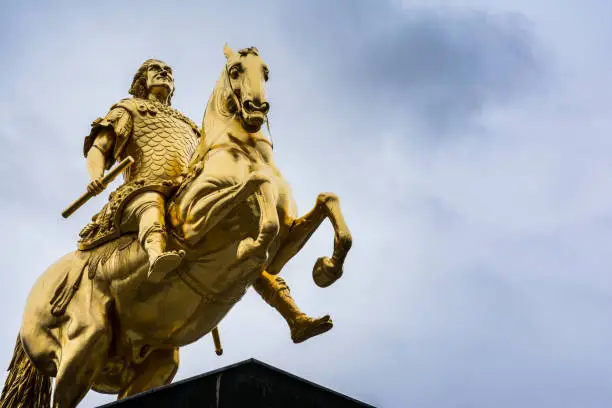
[{"xmin": 0, "ymin": 45, "xmax": 352, "ymax": 408}]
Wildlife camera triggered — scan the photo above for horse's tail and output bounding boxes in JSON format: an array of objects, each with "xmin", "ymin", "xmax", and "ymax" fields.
[{"xmin": 0, "ymin": 335, "xmax": 51, "ymax": 408}]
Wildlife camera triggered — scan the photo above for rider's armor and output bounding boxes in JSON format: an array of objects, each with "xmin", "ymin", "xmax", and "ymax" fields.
[
  {"xmin": 120, "ymin": 99, "xmax": 199, "ymax": 182},
  {"xmin": 78, "ymin": 98, "xmax": 199, "ymax": 250}
]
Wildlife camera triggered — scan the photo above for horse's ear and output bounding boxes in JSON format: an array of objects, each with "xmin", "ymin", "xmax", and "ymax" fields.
[{"xmin": 223, "ymin": 43, "xmax": 235, "ymax": 59}]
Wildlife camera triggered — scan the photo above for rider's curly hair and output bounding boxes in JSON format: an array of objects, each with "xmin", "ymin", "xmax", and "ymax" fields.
[{"xmin": 128, "ymin": 59, "xmax": 174, "ymax": 105}]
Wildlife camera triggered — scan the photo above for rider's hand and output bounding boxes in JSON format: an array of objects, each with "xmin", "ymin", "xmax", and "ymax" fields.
[
  {"xmin": 192, "ymin": 162, "xmax": 204, "ymax": 174},
  {"xmin": 87, "ymin": 177, "xmax": 105, "ymax": 196}
]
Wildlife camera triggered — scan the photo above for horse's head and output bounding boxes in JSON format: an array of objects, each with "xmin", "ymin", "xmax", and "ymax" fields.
[{"xmin": 222, "ymin": 44, "xmax": 270, "ymax": 133}]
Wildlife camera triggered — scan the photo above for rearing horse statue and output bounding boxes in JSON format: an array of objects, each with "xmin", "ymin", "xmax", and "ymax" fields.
[{"xmin": 0, "ymin": 44, "xmax": 352, "ymax": 408}]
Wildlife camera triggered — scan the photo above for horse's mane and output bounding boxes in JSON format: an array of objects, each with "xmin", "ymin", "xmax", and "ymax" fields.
[{"xmin": 237, "ymin": 47, "xmax": 259, "ymax": 57}]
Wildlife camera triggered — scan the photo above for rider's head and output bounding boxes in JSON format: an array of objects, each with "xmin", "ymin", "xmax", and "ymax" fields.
[{"xmin": 129, "ymin": 59, "xmax": 175, "ymax": 105}]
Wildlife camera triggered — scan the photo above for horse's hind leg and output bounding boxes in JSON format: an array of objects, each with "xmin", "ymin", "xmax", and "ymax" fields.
[
  {"xmin": 254, "ymin": 271, "xmax": 333, "ymax": 343},
  {"xmin": 268, "ymin": 193, "xmax": 352, "ymax": 287},
  {"xmin": 53, "ymin": 338, "xmax": 110, "ymax": 408},
  {"xmin": 53, "ymin": 285, "xmax": 112, "ymax": 408},
  {"xmin": 118, "ymin": 348, "xmax": 179, "ymax": 399},
  {"xmin": 52, "ymin": 327, "xmax": 111, "ymax": 408}
]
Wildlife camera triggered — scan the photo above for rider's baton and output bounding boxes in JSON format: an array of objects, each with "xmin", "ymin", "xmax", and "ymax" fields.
[
  {"xmin": 61, "ymin": 156, "xmax": 134, "ymax": 219},
  {"xmin": 212, "ymin": 327, "xmax": 223, "ymax": 356}
]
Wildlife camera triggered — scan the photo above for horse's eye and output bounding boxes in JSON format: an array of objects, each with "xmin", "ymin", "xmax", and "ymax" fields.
[{"xmin": 229, "ymin": 66, "xmax": 240, "ymax": 79}]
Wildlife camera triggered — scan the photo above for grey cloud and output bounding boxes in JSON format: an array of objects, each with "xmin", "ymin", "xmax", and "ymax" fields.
[
  {"xmin": 3, "ymin": 1, "xmax": 612, "ymax": 407},
  {"xmin": 276, "ymin": 1, "xmax": 543, "ymax": 134}
]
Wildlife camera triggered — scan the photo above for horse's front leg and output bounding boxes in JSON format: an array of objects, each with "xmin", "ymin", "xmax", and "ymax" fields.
[
  {"xmin": 235, "ymin": 175, "xmax": 280, "ymax": 264},
  {"xmin": 170, "ymin": 151, "xmax": 266, "ymax": 247},
  {"xmin": 268, "ymin": 193, "xmax": 352, "ymax": 287}
]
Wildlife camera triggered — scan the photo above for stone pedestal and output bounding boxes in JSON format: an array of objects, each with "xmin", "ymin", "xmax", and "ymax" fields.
[{"xmin": 99, "ymin": 359, "xmax": 374, "ymax": 408}]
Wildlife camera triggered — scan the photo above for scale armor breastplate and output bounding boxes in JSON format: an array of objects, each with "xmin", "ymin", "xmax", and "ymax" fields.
[{"xmin": 122, "ymin": 99, "xmax": 199, "ymax": 183}]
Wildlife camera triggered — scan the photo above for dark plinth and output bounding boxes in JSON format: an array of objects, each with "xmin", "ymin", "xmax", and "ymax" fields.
[{"xmin": 99, "ymin": 358, "xmax": 374, "ymax": 408}]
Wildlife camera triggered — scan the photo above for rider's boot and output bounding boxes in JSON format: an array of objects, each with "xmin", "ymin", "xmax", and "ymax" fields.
[
  {"xmin": 142, "ymin": 225, "xmax": 185, "ymax": 283},
  {"xmin": 253, "ymin": 272, "xmax": 333, "ymax": 343}
]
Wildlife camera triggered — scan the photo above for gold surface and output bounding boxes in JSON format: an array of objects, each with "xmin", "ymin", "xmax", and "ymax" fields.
[{"xmin": 0, "ymin": 45, "xmax": 352, "ymax": 408}]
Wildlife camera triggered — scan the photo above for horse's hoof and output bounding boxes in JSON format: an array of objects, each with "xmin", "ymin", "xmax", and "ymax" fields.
[
  {"xmin": 290, "ymin": 314, "xmax": 333, "ymax": 343},
  {"xmin": 147, "ymin": 251, "xmax": 184, "ymax": 283},
  {"xmin": 313, "ymin": 257, "xmax": 343, "ymax": 288}
]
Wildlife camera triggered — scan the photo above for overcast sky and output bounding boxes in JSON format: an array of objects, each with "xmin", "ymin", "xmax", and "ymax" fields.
[{"xmin": 2, "ymin": 0, "xmax": 612, "ymax": 407}]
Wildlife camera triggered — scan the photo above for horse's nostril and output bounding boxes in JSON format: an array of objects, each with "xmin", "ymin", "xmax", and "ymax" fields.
[{"xmin": 244, "ymin": 100, "xmax": 269, "ymax": 113}]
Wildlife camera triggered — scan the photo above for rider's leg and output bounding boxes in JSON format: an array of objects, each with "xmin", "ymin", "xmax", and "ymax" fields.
[
  {"xmin": 253, "ymin": 271, "xmax": 333, "ymax": 343},
  {"xmin": 123, "ymin": 191, "xmax": 184, "ymax": 282}
]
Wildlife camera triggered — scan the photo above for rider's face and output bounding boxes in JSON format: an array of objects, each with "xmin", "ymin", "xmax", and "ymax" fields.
[{"xmin": 146, "ymin": 61, "xmax": 174, "ymax": 98}]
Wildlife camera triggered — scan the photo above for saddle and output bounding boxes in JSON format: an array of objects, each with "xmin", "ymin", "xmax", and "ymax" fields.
[{"xmin": 77, "ymin": 162, "xmax": 204, "ymax": 251}]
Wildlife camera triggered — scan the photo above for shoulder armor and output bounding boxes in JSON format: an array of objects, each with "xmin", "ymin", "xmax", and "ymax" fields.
[
  {"xmin": 111, "ymin": 98, "xmax": 140, "ymax": 117},
  {"xmin": 83, "ymin": 102, "xmax": 134, "ymax": 167},
  {"xmin": 118, "ymin": 98, "xmax": 200, "ymax": 137}
]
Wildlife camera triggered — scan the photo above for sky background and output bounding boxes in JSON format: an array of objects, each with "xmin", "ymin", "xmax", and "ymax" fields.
[{"xmin": 2, "ymin": 0, "xmax": 612, "ymax": 407}]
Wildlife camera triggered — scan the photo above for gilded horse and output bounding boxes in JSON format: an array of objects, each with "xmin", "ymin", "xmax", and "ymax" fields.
[{"xmin": 0, "ymin": 44, "xmax": 352, "ymax": 408}]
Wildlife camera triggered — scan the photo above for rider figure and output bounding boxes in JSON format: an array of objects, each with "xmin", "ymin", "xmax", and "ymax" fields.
[
  {"xmin": 81, "ymin": 59, "xmax": 332, "ymax": 342},
  {"xmin": 82, "ymin": 59, "xmax": 195, "ymax": 282}
]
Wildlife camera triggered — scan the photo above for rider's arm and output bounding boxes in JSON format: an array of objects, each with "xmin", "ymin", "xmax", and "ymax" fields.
[
  {"xmin": 83, "ymin": 106, "xmax": 132, "ymax": 195},
  {"xmin": 86, "ymin": 129, "xmax": 114, "ymax": 181}
]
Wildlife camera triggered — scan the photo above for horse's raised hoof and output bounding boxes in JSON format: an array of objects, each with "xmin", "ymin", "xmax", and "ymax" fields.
[
  {"xmin": 147, "ymin": 250, "xmax": 185, "ymax": 283},
  {"xmin": 290, "ymin": 314, "xmax": 333, "ymax": 343},
  {"xmin": 313, "ymin": 256, "xmax": 343, "ymax": 288}
]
